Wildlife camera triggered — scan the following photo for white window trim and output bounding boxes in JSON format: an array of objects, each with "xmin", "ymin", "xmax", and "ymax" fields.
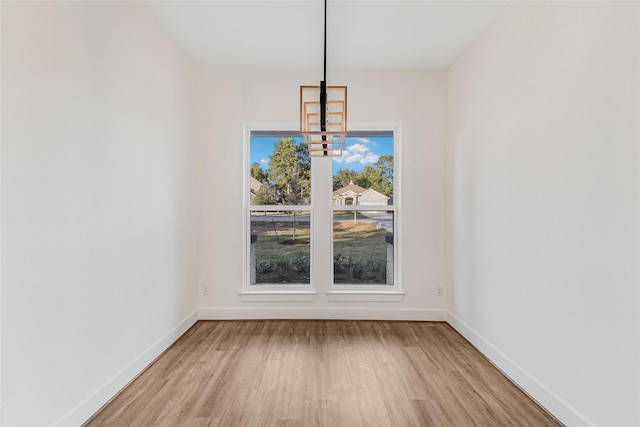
[
  {"xmin": 242, "ymin": 123, "xmax": 316, "ymax": 301},
  {"xmin": 239, "ymin": 291, "xmax": 318, "ymax": 302},
  {"xmin": 325, "ymin": 290, "xmax": 405, "ymax": 302},
  {"xmin": 242, "ymin": 122, "xmax": 402, "ymax": 302},
  {"xmin": 329, "ymin": 123, "xmax": 402, "ymax": 301}
]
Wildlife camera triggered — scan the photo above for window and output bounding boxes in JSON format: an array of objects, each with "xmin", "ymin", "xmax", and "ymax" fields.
[
  {"xmin": 332, "ymin": 131, "xmax": 395, "ymax": 286},
  {"xmin": 248, "ymin": 132, "xmax": 311, "ymax": 286},
  {"xmin": 244, "ymin": 125, "xmax": 401, "ymax": 300},
  {"xmin": 250, "ymin": 210, "xmax": 311, "ymax": 284}
]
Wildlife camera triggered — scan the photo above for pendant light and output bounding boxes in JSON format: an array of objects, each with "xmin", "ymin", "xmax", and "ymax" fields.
[{"xmin": 300, "ymin": 0, "xmax": 347, "ymax": 157}]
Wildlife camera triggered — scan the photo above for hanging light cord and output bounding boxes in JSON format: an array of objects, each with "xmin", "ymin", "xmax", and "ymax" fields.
[
  {"xmin": 320, "ymin": 0, "xmax": 328, "ymax": 154},
  {"xmin": 323, "ymin": 0, "xmax": 327, "ymax": 83}
]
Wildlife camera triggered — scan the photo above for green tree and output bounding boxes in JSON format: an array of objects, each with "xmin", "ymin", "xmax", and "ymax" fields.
[
  {"xmin": 355, "ymin": 156, "xmax": 393, "ymax": 196},
  {"xmin": 267, "ymin": 138, "xmax": 311, "ymax": 205},
  {"xmin": 252, "ymin": 184, "xmax": 277, "ymax": 205},
  {"xmin": 356, "ymin": 165, "xmax": 379, "ymax": 190},
  {"xmin": 374, "ymin": 155, "xmax": 393, "ymax": 196},
  {"xmin": 333, "ymin": 168, "xmax": 358, "ymax": 190},
  {"xmin": 250, "ymin": 162, "xmax": 268, "ymax": 183}
]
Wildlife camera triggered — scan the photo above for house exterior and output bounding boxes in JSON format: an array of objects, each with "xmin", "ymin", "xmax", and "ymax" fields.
[
  {"xmin": 333, "ymin": 181, "xmax": 390, "ymax": 206},
  {"xmin": 249, "ymin": 176, "xmax": 263, "ymax": 202}
]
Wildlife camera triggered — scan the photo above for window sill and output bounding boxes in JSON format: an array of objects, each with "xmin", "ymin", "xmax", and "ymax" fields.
[
  {"xmin": 325, "ymin": 290, "xmax": 405, "ymax": 302},
  {"xmin": 239, "ymin": 290, "xmax": 318, "ymax": 302}
]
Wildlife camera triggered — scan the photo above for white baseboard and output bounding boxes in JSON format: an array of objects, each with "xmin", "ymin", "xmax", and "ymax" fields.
[
  {"xmin": 446, "ymin": 312, "xmax": 593, "ymax": 427},
  {"xmin": 199, "ymin": 307, "xmax": 446, "ymax": 321},
  {"xmin": 54, "ymin": 310, "xmax": 199, "ymax": 427}
]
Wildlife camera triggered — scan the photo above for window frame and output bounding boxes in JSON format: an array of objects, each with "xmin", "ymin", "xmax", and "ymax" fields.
[
  {"xmin": 327, "ymin": 125, "xmax": 403, "ymax": 301},
  {"xmin": 242, "ymin": 123, "xmax": 403, "ymax": 302},
  {"xmin": 242, "ymin": 124, "xmax": 317, "ymax": 301}
]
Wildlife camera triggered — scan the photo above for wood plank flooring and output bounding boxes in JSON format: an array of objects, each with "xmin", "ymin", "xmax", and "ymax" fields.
[{"xmin": 84, "ymin": 321, "xmax": 562, "ymax": 427}]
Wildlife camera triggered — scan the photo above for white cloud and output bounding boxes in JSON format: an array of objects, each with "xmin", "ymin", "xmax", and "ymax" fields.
[
  {"xmin": 260, "ymin": 158, "xmax": 268, "ymax": 165},
  {"xmin": 348, "ymin": 143, "xmax": 368, "ymax": 155},
  {"xmin": 335, "ymin": 143, "xmax": 379, "ymax": 165},
  {"xmin": 355, "ymin": 137, "xmax": 371, "ymax": 144}
]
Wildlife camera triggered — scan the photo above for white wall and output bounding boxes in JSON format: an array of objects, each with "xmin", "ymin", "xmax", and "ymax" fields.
[
  {"xmin": 197, "ymin": 68, "xmax": 447, "ymax": 319},
  {"xmin": 447, "ymin": 2, "xmax": 640, "ymax": 426},
  {"xmin": 6, "ymin": 1, "xmax": 636, "ymax": 425},
  {"xmin": 1, "ymin": 2, "xmax": 198, "ymax": 426}
]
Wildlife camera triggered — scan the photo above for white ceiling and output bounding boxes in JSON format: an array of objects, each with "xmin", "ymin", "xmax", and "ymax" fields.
[{"xmin": 143, "ymin": 1, "xmax": 507, "ymax": 69}]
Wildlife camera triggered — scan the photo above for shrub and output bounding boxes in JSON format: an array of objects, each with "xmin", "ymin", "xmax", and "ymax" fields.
[
  {"xmin": 334, "ymin": 253, "xmax": 351, "ymax": 273},
  {"xmin": 257, "ymin": 260, "xmax": 274, "ymax": 274},
  {"xmin": 290, "ymin": 258, "xmax": 310, "ymax": 274},
  {"xmin": 351, "ymin": 260, "xmax": 364, "ymax": 280},
  {"xmin": 275, "ymin": 259, "xmax": 289, "ymax": 280}
]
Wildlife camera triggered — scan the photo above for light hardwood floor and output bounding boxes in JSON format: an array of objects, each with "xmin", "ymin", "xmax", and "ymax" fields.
[{"xmin": 85, "ymin": 321, "xmax": 562, "ymax": 426}]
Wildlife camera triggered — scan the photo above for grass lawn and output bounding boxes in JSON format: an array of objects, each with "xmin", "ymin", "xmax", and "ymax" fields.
[
  {"xmin": 333, "ymin": 222, "xmax": 389, "ymax": 284},
  {"xmin": 250, "ymin": 217, "xmax": 390, "ymax": 284},
  {"xmin": 333, "ymin": 211, "xmax": 367, "ymax": 219},
  {"xmin": 250, "ymin": 219, "xmax": 310, "ymax": 258}
]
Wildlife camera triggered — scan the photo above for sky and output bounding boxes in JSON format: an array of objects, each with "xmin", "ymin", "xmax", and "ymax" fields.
[{"xmin": 250, "ymin": 136, "xmax": 394, "ymax": 175}]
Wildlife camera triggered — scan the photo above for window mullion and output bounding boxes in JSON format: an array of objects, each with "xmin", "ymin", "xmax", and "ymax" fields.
[{"xmin": 310, "ymin": 153, "xmax": 333, "ymax": 291}]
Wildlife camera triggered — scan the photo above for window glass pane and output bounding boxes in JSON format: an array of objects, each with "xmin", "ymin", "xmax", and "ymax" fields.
[
  {"xmin": 333, "ymin": 211, "xmax": 394, "ymax": 285},
  {"xmin": 332, "ymin": 134, "xmax": 394, "ymax": 204},
  {"xmin": 250, "ymin": 210, "xmax": 311, "ymax": 284},
  {"xmin": 250, "ymin": 135, "xmax": 310, "ymax": 206}
]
